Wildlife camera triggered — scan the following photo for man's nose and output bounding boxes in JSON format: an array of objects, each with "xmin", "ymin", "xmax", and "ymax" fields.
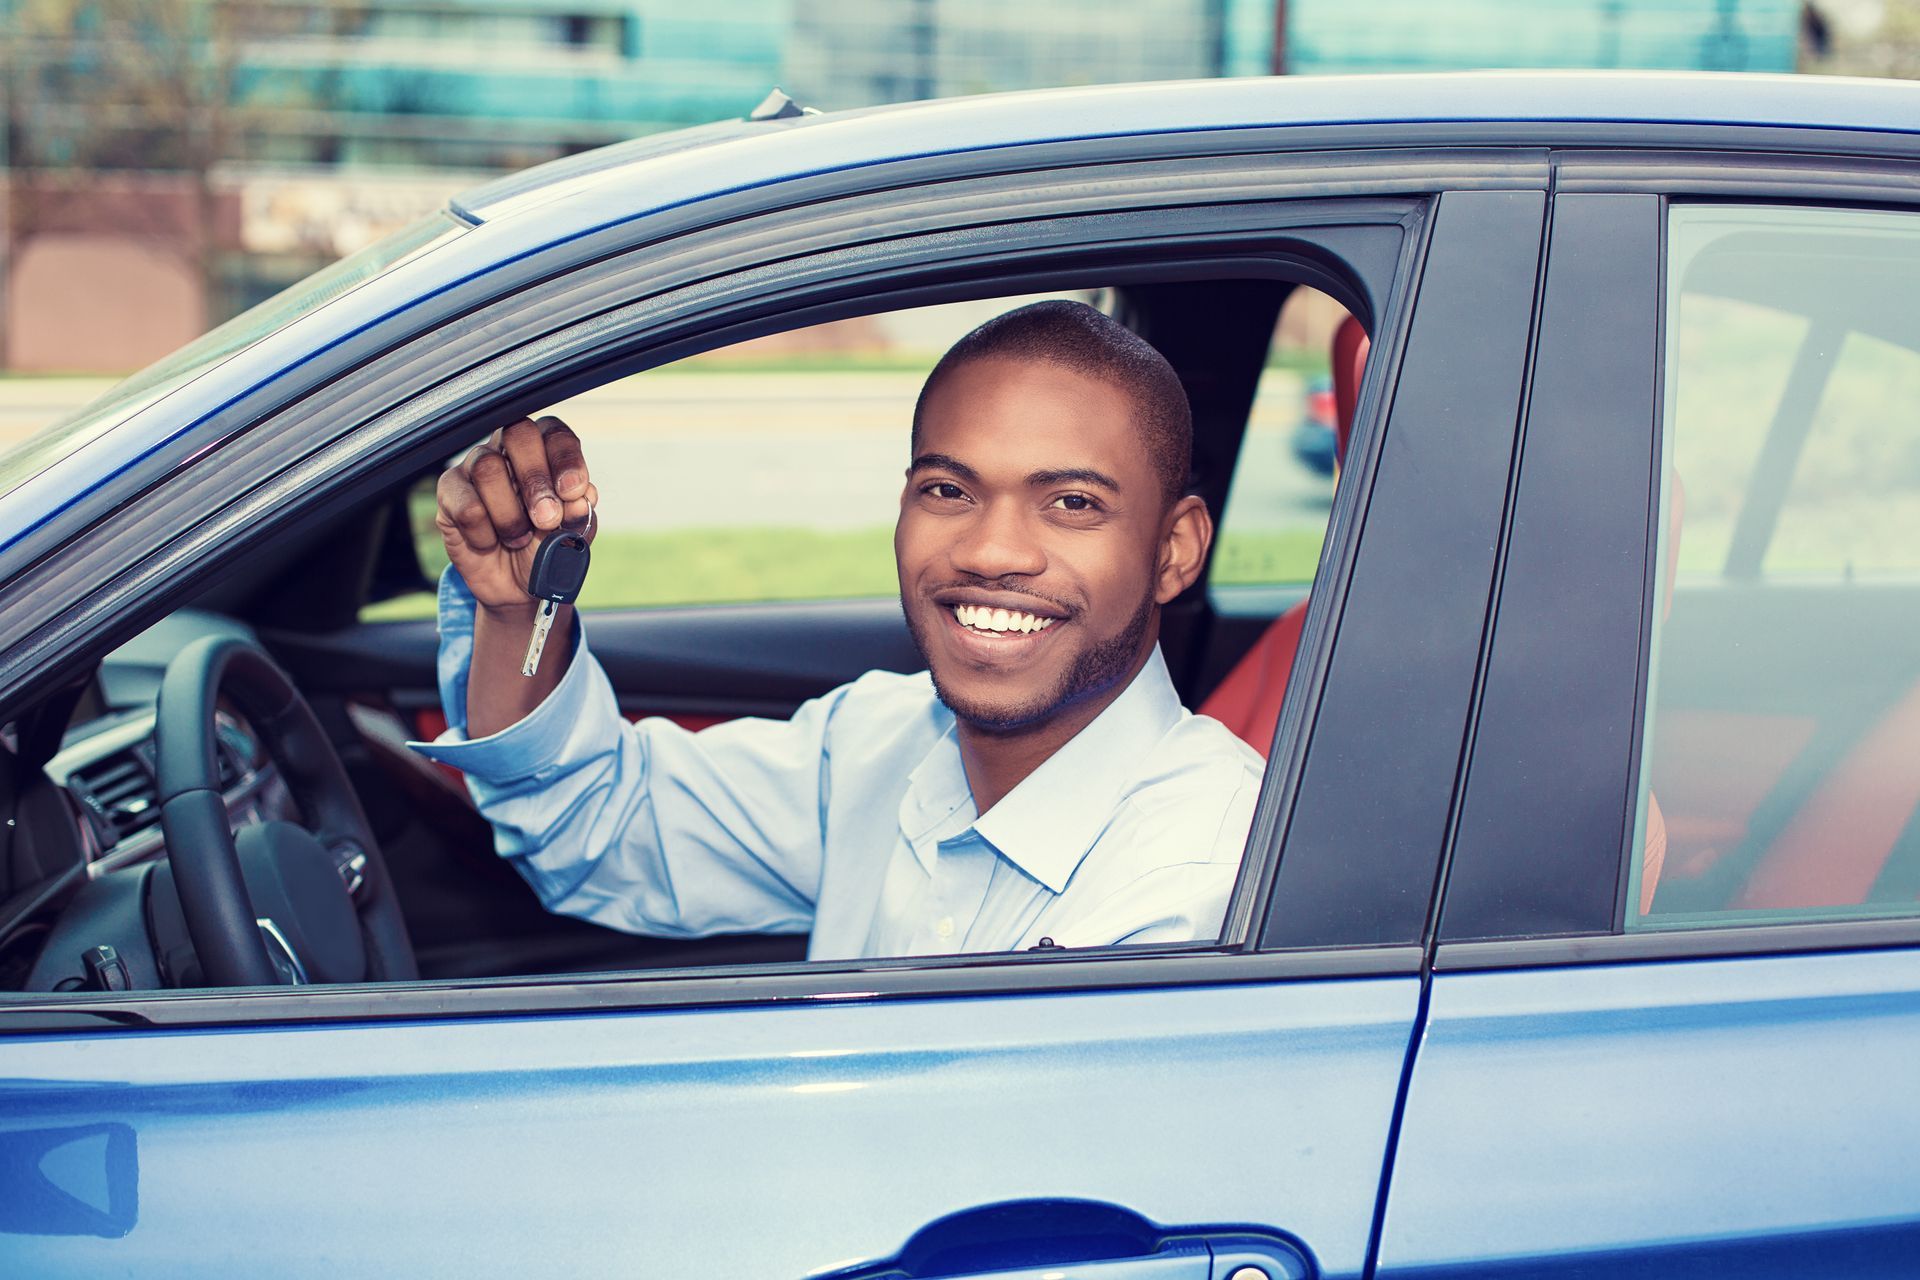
[{"xmin": 949, "ymin": 499, "xmax": 1046, "ymax": 578}]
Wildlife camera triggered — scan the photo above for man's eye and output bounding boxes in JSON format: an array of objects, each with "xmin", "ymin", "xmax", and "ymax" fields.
[
  {"xmin": 1051, "ymin": 493, "xmax": 1099, "ymax": 512},
  {"xmin": 923, "ymin": 482, "xmax": 966, "ymax": 501}
]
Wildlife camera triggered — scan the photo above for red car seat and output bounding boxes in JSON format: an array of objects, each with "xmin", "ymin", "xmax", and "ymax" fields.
[{"xmin": 1199, "ymin": 316, "xmax": 1368, "ymax": 754}]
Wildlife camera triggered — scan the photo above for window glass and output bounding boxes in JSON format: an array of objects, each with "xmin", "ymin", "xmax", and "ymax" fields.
[
  {"xmin": 1764, "ymin": 328, "xmax": 1920, "ymax": 578},
  {"xmin": 0, "ymin": 211, "xmax": 465, "ymax": 501},
  {"xmin": 1631, "ymin": 204, "xmax": 1920, "ymax": 929},
  {"xmin": 1210, "ymin": 286, "xmax": 1351, "ymax": 598},
  {"xmin": 1662, "ymin": 294, "xmax": 1800, "ymax": 575}
]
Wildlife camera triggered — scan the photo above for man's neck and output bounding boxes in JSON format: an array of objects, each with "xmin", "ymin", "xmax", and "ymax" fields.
[{"xmin": 955, "ymin": 648, "xmax": 1154, "ymax": 814}]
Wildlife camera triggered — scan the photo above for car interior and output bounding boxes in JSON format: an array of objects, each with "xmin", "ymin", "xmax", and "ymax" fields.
[{"xmin": 0, "ymin": 274, "xmax": 1366, "ymax": 995}]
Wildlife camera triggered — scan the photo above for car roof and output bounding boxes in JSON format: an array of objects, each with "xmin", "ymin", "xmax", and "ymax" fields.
[{"xmin": 455, "ymin": 70, "xmax": 1920, "ymax": 231}]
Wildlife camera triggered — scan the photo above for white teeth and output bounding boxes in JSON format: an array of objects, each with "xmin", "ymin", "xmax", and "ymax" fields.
[{"xmin": 952, "ymin": 604, "xmax": 1055, "ymax": 634}]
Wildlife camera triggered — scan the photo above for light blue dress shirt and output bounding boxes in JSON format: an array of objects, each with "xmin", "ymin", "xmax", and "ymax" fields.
[{"xmin": 414, "ymin": 569, "xmax": 1264, "ymax": 959}]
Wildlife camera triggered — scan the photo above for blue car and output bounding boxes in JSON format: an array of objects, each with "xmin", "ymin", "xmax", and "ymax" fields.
[
  {"xmin": 3, "ymin": 71, "xmax": 1920, "ymax": 1276},
  {"xmin": 1290, "ymin": 374, "xmax": 1339, "ymax": 476}
]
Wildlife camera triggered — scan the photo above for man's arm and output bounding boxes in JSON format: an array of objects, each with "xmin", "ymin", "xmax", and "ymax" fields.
[{"xmin": 417, "ymin": 415, "xmax": 828, "ymax": 938}]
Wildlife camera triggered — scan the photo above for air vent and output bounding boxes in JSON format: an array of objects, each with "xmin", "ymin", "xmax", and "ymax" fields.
[{"xmin": 69, "ymin": 749, "xmax": 159, "ymax": 844}]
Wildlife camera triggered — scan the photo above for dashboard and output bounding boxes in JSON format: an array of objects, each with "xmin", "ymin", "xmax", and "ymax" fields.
[{"xmin": 0, "ymin": 611, "xmax": 302, "ymax": 987}]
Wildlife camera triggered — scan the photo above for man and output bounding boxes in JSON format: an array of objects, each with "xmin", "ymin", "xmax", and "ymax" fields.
[{"xmin": 415, "ymin": 300, "xmax": 1263, "ymax": 959}]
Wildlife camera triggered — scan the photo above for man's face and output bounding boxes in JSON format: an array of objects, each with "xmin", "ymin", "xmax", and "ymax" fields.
[{"xmin": 895, "ymin": 355, "xmax": 1176, "ymax": 734}]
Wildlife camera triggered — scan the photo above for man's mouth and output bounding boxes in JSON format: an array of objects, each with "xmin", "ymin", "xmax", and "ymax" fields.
[{"xmin": 951, "ymin": 603, "xmax": 1057, "ymax": 635}]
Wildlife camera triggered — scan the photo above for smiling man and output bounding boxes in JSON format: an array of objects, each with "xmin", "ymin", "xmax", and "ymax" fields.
[{"xmin": 415, "ymin": 300, "xmax": 1264, "ymax": 958}]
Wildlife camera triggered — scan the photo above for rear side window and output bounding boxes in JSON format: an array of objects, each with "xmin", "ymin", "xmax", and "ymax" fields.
[{"xmin": 1630, "ymin": 204, "xmax": 1920, "ymax": 928}]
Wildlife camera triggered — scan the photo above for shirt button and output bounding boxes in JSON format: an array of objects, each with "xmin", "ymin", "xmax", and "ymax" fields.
[{"xmin": 936, "ymin": 917, "xmax": 955, "ymax": 939}]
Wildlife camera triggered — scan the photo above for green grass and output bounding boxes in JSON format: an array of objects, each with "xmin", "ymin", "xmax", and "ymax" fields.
[
  {"xmin": 361, "ymin": 524, "xmax": 1325, "ymax": 622},
  {"xmin": 1264, "ymin": 349, "xmax": 1333, "ymax": 377},
  {"xmin": 1210, "ymin": 527, "xmax": 1326, "ymax": 585}
]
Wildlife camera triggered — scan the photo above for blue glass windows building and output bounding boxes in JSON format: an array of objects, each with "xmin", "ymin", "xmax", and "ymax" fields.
[{"xmin": 203, "ymin": 1, "xmax": 1804, "ymax": 169}]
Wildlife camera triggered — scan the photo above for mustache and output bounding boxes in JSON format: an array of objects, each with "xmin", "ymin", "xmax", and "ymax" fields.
[{"xmin": 925, "ymin": 576, "xmax": 1079, "ymax": 618}]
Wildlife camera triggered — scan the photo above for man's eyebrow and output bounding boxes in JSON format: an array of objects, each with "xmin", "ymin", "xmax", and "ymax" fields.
[
  {"xmin": 907, "ymin": 453, "xmax": 981, "ymax": 482},
  {"xmin": 1026, "ymin": 467, "xmax": 1122, "ymax": 491}
]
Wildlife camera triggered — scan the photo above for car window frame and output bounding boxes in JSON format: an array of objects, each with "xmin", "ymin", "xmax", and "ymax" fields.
[
  {"xmin": 1247, "ymin": 186, "xmax": 1549, "ymax": 951},
  {"xmin": 0, "ymin": 151, "xmax": 1552, "ymax": 1032},
  {"xmin": 1436, "ymin": 148, "xmax": 1920, "ymax": 972}
]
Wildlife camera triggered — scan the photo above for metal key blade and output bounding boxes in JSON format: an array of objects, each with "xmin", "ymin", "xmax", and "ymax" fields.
[{"xmin": 522, "ymin": 599, "xmax": 559, "ymax": 677}]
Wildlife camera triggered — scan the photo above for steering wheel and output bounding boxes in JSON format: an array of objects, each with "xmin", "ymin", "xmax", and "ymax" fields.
[{"xmin": 154, "ymin": 636, "xmax": 417, "ymax": 986}]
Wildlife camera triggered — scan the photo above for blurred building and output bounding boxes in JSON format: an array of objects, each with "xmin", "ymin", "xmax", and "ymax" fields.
[
  {"xmin": 232, "ymin": 1, "xmax": 789, "ymax": 171},
  {"xmin": 785, "ymin": 0, "xmax": 1275, "ymax": 107},
  {"xmin": 1, "ymin": 0, "xmax": 1811, "ymax": 372},
  {"xmin": 1287, "ymin": 0, "xmax": 1801, "ymax": 73}
]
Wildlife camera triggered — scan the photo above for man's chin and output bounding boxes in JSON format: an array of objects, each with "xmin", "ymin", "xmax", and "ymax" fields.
[
  {"xmin": 930, "ymin": 677, "xmax": 1067, "ymax": 736},
  {"xmin": 904, "ymin": 590, "xmax": 1156, "ymax": 735}
]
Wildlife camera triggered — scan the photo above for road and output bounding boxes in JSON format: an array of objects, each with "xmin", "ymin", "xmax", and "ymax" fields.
[{"xmin": 0, "ymin": 369, "xmax": 1331, "ymax": 534}]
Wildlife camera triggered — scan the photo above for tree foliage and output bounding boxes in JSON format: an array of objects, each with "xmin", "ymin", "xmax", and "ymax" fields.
[{"xmin": 5, "ymin": 0, "xmax": 315, "ymax": 173}]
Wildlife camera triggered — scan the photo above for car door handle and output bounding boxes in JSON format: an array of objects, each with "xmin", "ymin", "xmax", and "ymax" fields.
[{"xmin": 818, "ymin": 1199, "xmax": 1311, "ymax": 1280}]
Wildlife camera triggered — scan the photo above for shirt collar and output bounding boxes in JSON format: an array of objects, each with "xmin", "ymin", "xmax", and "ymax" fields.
[
  {"xmin": 972, "ymin": 646, "xmax": 1185, "ymax": 893},
  {"xmin": 899, "ymin": 723, "xmax": 973, "ymax": 854}
]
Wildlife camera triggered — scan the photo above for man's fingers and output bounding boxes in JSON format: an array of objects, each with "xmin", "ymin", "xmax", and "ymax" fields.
[
  {"xmin": 502, "ymin": 417, "xmax": 563, "ymax": 531},
  {"xmin": 538, "ymin": 417, "xmax": 591, "ymax": 502},
  {"xmin": 436, "ymin": 466, "xmax": 498, "ymax": 555},
  {"xmin": 441, "ymin": 416, "xmax": 590, "ymax": 558},
  {"xmin": 558, "ymin": 481, "xmax": 601, "ymax": 541},
  {"xmin": 466, "ymin": 444, "xmax": 534, "ymax": 550}
]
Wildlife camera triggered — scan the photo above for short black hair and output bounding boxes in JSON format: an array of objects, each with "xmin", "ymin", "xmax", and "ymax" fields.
[{"xmin": 911, "ymin": 299, "xmax": 1193, "ymax": 504}]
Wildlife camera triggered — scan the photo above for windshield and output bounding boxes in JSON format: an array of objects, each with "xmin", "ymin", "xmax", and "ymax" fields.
[{"xmin": 0, "ymin": 210, "xmax": 467, "ymax": 497}]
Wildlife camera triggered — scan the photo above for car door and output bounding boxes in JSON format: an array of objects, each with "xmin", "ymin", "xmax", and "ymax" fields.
[
  {"xmin": 0, "ymin": 141, "xmax": 1545, "ymax": 1276},
  {"xmin": 1376, "ymin": 166, "xmax": 1920, "ymax": 1274}
]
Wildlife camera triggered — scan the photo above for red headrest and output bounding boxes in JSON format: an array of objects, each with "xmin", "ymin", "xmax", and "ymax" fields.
[{"xmin": 1332, "ymin": 315, "xmax": 1370, "ymax": 467}]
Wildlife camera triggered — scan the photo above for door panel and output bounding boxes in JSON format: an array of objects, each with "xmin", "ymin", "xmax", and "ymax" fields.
[
  {"xmin": 0, "ymin": 976, "xmax": 1418, "ymax": 1277},
  {"xmin": 1377, "ymin": 951, "xmax": 1920, "ymax": 1276},
  {"xmin": 1392, "ymin": 182, "xmax": 1920, "ymax": 1276}
]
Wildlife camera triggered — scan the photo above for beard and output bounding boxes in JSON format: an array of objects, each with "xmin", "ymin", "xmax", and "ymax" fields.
[{"xmin": 905, "ymin": 582, "xmax": 1157, "ymax": 734}]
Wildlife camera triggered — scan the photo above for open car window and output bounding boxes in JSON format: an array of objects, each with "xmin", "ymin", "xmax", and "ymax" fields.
[{"xmin": 383, "ymin": 277, "xmax": 1355, "ymax": 961}]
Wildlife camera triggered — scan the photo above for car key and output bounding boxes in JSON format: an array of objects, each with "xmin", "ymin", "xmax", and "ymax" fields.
[{"xmin": 521, "ymin": 516, "xmax": 592, "ymax": 677}]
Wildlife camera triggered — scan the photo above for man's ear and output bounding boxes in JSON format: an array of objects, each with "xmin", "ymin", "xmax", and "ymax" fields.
[{"xmin": 1155, "ymin": 494, "xmax": 1212, "ymax": 605}]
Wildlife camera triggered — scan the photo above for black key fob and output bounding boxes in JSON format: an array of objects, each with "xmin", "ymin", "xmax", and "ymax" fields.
[{"xmin": 527, "ymin": 529, "xmax": 591, "ymax": 605}]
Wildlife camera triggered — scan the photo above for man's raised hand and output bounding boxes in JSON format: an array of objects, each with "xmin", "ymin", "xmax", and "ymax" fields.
[{"xmin": 435, "ymin": 417, "xmax": 598, "ymax": 614}]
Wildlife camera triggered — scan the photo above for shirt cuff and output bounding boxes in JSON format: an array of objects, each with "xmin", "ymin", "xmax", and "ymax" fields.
[{"xmin": 408, "ymin": 563, "xmax": 598, "ymax": 781}]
